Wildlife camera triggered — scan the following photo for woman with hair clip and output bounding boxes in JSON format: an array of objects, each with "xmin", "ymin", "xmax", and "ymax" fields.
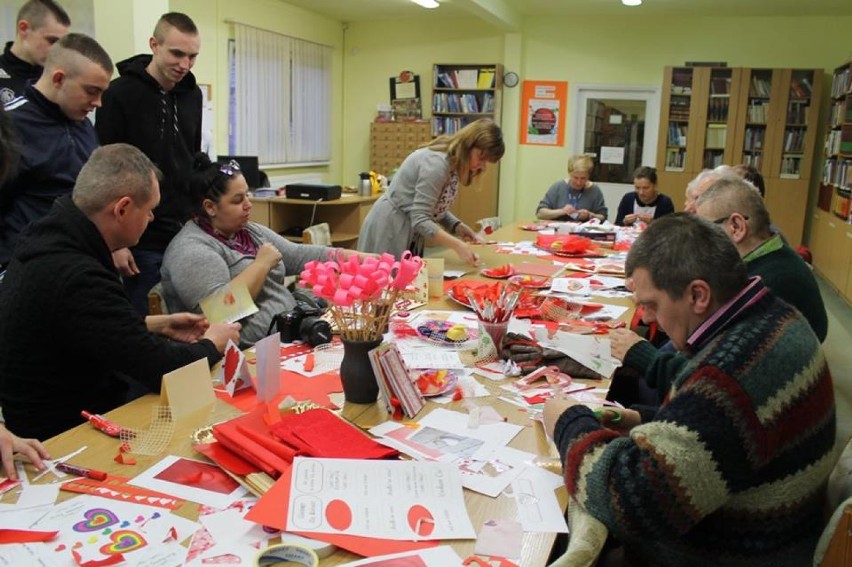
[
  {"xmin": 358, "ymin": 118, "xmax": 505, "ymax": 266},
  {"xmin": 160, "ymin": 153, "xmax": 340, "ymax": 346}
]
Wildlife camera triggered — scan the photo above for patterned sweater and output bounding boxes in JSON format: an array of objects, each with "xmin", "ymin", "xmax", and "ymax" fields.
[{"xmin": 554, "ymin": 282, "xmax": 836, "ymax": 567}]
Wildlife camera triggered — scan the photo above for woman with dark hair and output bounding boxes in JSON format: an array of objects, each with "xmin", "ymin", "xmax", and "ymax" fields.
[
  {"xmin": 160, "ymin": 153, "xmax": 339, "ymax": 346},
  {"xmin": 614, "ymin": 166, "xmax": 675, "ymax": 226},
  {"xmin": 358, "ymin": 118, "xmax": 505, "ymax": 266}
]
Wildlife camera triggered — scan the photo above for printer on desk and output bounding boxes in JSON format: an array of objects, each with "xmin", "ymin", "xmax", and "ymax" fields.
[{"xmin": 284, "ymin": 183, "xmax": 342, "ymax": 201}]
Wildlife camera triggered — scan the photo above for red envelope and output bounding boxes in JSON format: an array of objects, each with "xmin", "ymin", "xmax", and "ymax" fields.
[{"xmin": 246, "ymin": 463, "xmax": 437, "ymax": 557}]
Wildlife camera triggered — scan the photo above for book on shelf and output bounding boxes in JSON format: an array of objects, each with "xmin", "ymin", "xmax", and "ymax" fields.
[
  {"xmin": 456, "ymin": 69, "xmax": 479, "ymax": 89},
  {"xmin": 477, "ymin": 68, "xmax": 496, "ymax": 89},
  {"xmin": 749, "ymin": 75, "xmax": 772, "ymax": 98}
]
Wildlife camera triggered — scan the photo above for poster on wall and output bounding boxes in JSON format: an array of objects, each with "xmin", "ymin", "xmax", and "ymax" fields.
[{"xmin": 520, "ymin": 80, "xmax": 567, "ymax": 146}]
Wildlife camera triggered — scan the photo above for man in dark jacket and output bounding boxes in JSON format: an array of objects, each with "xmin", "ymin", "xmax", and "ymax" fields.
[
  {"xmin": 0, "ymin": 0, "xmax": 70, "ymax": 105},
  {"xmin": 96, "ymin": 12, "xmax": 202, "ymax": 315},
  {"xmin": 0, "ymin": 32, "xmax": 111, "ymax": 268},
  {"xmin": 0, "ymin": 144, "xmax": 241, "ymax": 441}
]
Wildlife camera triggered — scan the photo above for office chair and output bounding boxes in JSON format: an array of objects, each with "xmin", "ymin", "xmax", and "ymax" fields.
[{"xmin": 302, "ymin": 223, "xmax": 332, "ymax": 246}]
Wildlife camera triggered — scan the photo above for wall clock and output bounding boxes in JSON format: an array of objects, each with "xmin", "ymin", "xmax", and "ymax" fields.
[{"xmin": 503, "ymin": 71, "xmax": 519, "ymax": 88}]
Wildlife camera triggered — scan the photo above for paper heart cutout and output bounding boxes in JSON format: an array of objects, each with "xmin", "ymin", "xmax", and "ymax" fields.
[
  {"xmin": 72, "ymin": 508, "xmax": 119, "ymax": 532},
  {"xmin": 54, "ymin": 544, "xmax": 66, "ymax": 552},
  {"xmin": 99, "ymin": 530, "xmax": 147, "ymax": 555},
  {"xmin": 102, "ymin": 528, "xmax": 112, "ymax": 535}
]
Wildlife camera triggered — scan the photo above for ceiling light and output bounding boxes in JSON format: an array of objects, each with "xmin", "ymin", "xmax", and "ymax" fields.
[
  {"xmin": 410, "ymin": 0, "xmax": 440, "ymax": 8},
  {"xmin": 622, "ymin": 0, "xmax": 642, "ymax": 5}
]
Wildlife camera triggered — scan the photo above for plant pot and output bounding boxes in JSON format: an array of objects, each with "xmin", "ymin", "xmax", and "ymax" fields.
[{"xmin": 339, "ymin": 338, "xmax": 383, "ymax": 404}]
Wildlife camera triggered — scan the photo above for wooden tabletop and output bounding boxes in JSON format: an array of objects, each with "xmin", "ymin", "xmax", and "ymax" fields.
[{"xmin": 14, "ymin": 222, "xmax": 633, "ymax": 567}]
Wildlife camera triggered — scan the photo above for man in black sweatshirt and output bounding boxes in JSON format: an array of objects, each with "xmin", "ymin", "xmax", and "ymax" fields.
[{"xmin": 95, "ymin": 12, "xmax": 202, "ymax": 315}]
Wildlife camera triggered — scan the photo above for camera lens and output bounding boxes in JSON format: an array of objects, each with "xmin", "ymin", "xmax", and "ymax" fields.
[{"xmin": 300, "ymin": 316, "xmax": 332, "ymax": 346}]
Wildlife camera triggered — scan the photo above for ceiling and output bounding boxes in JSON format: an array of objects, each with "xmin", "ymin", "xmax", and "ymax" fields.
[{"xmin": 280, "ymin": 0, "xmax": 852, "ymax": 24}]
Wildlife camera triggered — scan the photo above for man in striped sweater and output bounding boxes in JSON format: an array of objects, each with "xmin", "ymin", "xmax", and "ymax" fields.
[{"xmin": 544, "ymin": 213, "xmax": 835, "ymax": 567}]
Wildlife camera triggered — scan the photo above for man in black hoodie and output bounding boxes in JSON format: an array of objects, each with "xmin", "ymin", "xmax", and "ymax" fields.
[
  {"xmin": 0, "ymin": 0, "xmax": 70, "ymax": 105},
  {"xmin": 95, "ymin": 12, "xmax": 202, "ymax": 315}
]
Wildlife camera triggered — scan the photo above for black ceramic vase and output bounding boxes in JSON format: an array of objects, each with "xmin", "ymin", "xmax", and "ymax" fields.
[{"xmin": 339, "ymin": 338, "xmax": 382, "ymax": 403}]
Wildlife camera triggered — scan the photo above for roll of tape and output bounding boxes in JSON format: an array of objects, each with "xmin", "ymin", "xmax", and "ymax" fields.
[{"xmin": 255, "ymin": 543, "xmax": 319, "ymax": 566}]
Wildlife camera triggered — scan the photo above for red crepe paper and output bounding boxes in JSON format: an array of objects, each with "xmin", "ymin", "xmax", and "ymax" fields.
[
  {"xmin": 212, "ymin": 409, "xmax": 293, "ymax": 478},
  {"xmin": 269, "ymin": 408, "xmax": 399, "ymax": 460},
  {"xmin": 0, "ymin": 529, "xmax": 57, "ymax": 543},
  {"xmin": 535, "ymin": 234, "xmax": 599, "ymax": 255},
  {"xmin": 193, "ymin": 443, "xmax": 259, "ymax": 477}
]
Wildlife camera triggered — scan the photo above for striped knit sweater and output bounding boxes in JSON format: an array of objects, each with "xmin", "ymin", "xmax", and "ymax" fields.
[{"xmin": 554, "ymin": 288, "xmax": 836, "ymax": 567}]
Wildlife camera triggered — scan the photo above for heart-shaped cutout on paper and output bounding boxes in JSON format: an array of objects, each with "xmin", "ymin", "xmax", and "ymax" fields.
[
  {"xmin": 99, "ymin": 530, "xmax": 147, "ymax": 555},
  {"xmin": 72, "ymin": 508, "xmax": 119, "ymax": 533}
]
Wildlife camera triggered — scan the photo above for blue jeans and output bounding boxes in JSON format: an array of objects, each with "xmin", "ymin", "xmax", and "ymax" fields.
[{"xmin": 123, "ymin": 249, "xmax": 164, "ymax": 316}]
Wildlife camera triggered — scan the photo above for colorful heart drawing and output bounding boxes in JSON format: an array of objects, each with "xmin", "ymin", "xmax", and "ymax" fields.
[
  {"xmin": 99, "ymin": 530, "xmax": 147, "ymax": 555},
  {"xmin": 120, "ymin": 521, "xmax": 130, "ymax": 528},
  {"xmin": 72, "ymin": 508, "xmax": 120, "ymax": 533},
  {"xmin": 102, "ymin": 528, "xmax": 112, "ymax": 535}
]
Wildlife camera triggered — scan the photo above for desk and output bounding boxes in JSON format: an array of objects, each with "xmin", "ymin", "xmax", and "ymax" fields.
[
  {"xmin": 20, "ymin": 223, "xmax": 633, "ymax": 566},
  {"xmin": 249, "ymin": 194, "xmax": 378, "ymax": 248}
]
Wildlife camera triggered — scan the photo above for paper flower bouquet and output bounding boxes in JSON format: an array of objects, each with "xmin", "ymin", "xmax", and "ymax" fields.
[{"xmin": 299, "ymin": 251, "xmax": 423, "ymax": 342}]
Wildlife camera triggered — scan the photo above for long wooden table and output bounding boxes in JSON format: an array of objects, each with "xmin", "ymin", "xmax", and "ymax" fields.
[{"xmin": 10, "ymin": 223, "xmax": 632, "ymax": 566}]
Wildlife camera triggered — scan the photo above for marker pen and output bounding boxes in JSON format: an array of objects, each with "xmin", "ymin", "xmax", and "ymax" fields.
[
  {"xmin": 55, "ymin": 462, "xmax": 108, "ymax": 481},
  {"xmin": 80, "ymin": 411, "xmax": 123, "ymax": 437}
]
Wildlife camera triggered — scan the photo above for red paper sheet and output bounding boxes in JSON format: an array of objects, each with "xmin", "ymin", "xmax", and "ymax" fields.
[
  {"xmin": 0, "ymin": 528, "xmax": 57, "ymax": 543},
  {"xmin": 246, "ymin": 464, "xmax": 437, "ymax": 557},
  {"xmin": 216, "ymin": 369, "xmax": 343, "ymax": 412},
  {"xmin": 269, "ymin": 409, "xmax": 398, "ymax": 460}
]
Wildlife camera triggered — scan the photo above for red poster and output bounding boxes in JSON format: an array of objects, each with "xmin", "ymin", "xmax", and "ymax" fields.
[{"xmin": 520, "ymin": 80, "xmax": 567, "ymax": 146}]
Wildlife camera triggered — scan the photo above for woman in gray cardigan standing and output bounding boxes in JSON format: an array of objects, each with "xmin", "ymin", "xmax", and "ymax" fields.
[{"xmin": 358, "ymin": 118, "xmax": 505, "ymax": 266}]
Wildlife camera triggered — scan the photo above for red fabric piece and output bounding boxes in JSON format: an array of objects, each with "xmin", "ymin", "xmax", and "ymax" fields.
[
  {"xmin": 269, "ymin": 408, "xmax": 398, "ymax": 460},
  {"xmin": 246, "ymin": 464, "xmax": 437, "ymax": 557},
  {"xmin": 0, "ymin": 529, "xmax": 57, "ymax": 543}
]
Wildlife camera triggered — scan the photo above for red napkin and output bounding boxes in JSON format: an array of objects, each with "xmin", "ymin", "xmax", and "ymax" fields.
[{"xmin": 269, "ymin": 408, "xmax": 398, "ymax": 460}]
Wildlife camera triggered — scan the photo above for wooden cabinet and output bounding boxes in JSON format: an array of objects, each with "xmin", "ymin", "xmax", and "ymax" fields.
[
  {"xmin": 657, "ymin": 65, "xmax": 822, "ymax": 241},
  {"xmin": 249, "ymin": 195, "xmax": 378, "ymax": 249},
  {"xmin": 369, "ymin": 121, "xmax": 432, "ymax": 177},
  {"xmin": 812, "ymin": 61, "xmax": 852, "ymax": 301}
]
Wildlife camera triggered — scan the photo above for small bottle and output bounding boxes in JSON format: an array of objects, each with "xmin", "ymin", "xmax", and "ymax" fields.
[{"xmin": 358, "ymin": 172, "xmax": 372, "ymax": 197}]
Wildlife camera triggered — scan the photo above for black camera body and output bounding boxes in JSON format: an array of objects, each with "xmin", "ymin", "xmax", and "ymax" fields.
[{"xmin": 275, "ymin": 292, "xmax": 332, "ymax": 347}]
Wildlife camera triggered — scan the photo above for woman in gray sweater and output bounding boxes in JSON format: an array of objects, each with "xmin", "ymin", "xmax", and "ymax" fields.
[
  {"xmin": 358, "ymin": 118, "xmax": 505, "ymax": 266},
  {"xmin": 161, "ymin": 153, "xmax": 336, "ymax": 346}
]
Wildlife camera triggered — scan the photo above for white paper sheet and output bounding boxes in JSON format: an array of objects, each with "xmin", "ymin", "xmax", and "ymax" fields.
[
  {"xmin": 286, "ymin": 457, "xmax": 476, "ymax": 540},
  {"xmin": 419, "ymin": 409, "xmax": 523, "ymax": 447},
  {"xmin": 510, "ymin": 466, "xmax": 569, "ymax": 533},
  {"xmin": 539, "ymin": 331, "xmax": 620, "ymax": 377}
]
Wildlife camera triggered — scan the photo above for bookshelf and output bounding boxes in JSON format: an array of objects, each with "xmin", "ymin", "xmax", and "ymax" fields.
[
  {"xmin": 431, "ymin": 63, "xmax": 503, "ymax": 225},
  {"xmin": 431, "ymin": 63, "xmax": 503, "ymax": 136},
  {"xmin": 811, "ymin": 61, "xmax": 852, "ymax": 301}
]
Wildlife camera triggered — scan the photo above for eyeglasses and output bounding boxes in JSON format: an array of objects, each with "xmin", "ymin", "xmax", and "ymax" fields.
[
  {"xmin": 711, "ymin": 213, "xmax": 749, "ymax": 225},
  {"xmin": 218, "ymin": 160, "xmax": 241, "ymax": 176}
]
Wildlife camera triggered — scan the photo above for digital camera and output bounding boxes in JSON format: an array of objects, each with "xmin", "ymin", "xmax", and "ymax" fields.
[{"xmin": 275, "ymin": 292, "xmax": 332, "ymax": 347}]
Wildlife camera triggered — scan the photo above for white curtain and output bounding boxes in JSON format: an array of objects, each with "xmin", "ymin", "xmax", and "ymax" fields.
[{"xmin": 232, "ymin": 23, "xmax": 331, "ymax": 165}]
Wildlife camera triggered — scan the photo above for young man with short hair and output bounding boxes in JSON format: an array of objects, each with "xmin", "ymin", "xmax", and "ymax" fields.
[
  {"xmin": 96, "ymin": 12, "xmax": 203, "ymax": 315},
  {"xmin": 0, "ymin": 0, "xmax": 70, "ymax": 104},
  {"xmin": 0, "ymin": 32, "xmax": 111, "ymax": 268}
]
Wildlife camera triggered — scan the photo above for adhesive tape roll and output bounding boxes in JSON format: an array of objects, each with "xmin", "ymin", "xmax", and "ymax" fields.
[{"xmin": 254, "ymin": 543, "xmax": 319, "ymax": 566}]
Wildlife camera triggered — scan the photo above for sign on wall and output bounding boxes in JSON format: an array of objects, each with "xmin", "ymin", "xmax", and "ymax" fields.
[{"xmin": 520, "ymin": 80, "xmax": 567, "ymax": 146}]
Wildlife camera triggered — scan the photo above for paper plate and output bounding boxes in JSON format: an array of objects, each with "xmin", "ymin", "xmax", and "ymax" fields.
[{"xmin": 415, "ymin": 370, "xmax": 459, "ymax": 397}]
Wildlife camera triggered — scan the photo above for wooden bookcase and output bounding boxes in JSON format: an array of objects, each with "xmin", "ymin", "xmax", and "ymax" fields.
[
  {"xmin": 656, "ymin": 65, "xmax": 821, "ymax": 241},
  {"xmin": 811, "ymin": 61, "xmax": 852, "ymax": 301},
  {"xmin": 432, "ymin": 63, "xmax": 504, "ymax": 225}
]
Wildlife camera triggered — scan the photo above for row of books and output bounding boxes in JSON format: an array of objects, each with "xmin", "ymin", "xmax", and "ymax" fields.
[
  {"xmin": 432, "ymin": 93, "xmax": 495, "ymax": 114},
  {"xmin": 783, "ymin": 127, "xmax": 807, "ymax": 153},
  {"xmin": 704, "ymin": 124, "xmax": 727, "ymax": 149},
  {"xmin": 703, "ymin": 150, "xmax": 725, "ymax": 169},
  {"xmin": 743, "ymin": 127, "xmax": 765, "ymax": 151},
  {"xmin": 664, "ymin": 147, "xmax": 686, "ymax": 170},
  {"xmin": 831, "ymin": 67, "xmax": 852, "ymax": 98},
  {"xmin": 823, "ymin": 157, "xmax": 850, "ymax": 189},
  {"xmin": 742, "ymin": 153, "xmax": 762, "ymax": 169},
  {"xmin": 666, "ymin": 123, "xmax": 688, "ymax": 146},
  {"xmin": 826, "ymin": 130, "xmax": 843, "ymax": 156},
  {"xmin": 786, "ymin": 101, "xmax": 810, "ymax": 126},
  {"xmin": 746, "ymin": 100, "xmax": 770, "ymax": 124},
  {"xmin": 831, "ymin": 189, "xmax": 851, "ymax": 222},
  {"xmin": 432, "ymin": 116, "xmax": 478, "ymax": 136},
  {"xmin": 829, "ymin": 101, "xmax": 848, "ymax": 128},
  {"xmin": 707, "ymin": 97, "xmax": 730, "ymax": 122},
  {"xmin": 709, "ymin": 76, "xmax": 732, "ymax": 95},
  {"xmin": 435, "ymin": 68, "xmax": 496, "ymax": 90},
  {"xmin": 789, "ymin": 76, "xmax": 813, "ymax": 99},
  {"xmin": 749, "ymin": 75, "xmax": 772, "ymax": 98},
  {"xmin": 780, "ymin": 155, "xmax": 803, "ymax": 177}
]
